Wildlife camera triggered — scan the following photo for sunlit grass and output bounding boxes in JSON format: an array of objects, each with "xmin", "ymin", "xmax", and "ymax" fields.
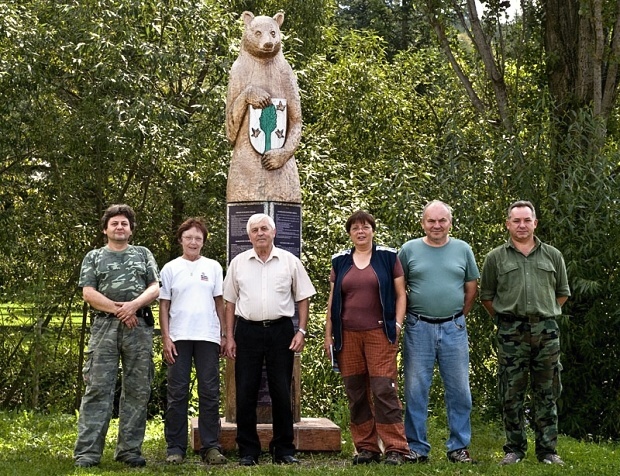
[{"xmin": 0, "ymin": 411, "xmax": 618, "ymax": 475}]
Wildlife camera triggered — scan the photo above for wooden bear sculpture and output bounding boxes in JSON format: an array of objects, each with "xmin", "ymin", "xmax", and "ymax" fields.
[{"xmin": 226, "ymin": 11, "xmax": 302, "ymax": 203}]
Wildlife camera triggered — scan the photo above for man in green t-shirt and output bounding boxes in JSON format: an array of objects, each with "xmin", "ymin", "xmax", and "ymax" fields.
[
  {"xmin": 398, "ymin": 200, "xmax": 479, "ymax": 464},
  {"xmin": 74, "ymin": 204, "xmax": 160, "ymax": 468},
  {"xmin": 480, "ymin": 200, "xmax": 570, "ymax": 466}
]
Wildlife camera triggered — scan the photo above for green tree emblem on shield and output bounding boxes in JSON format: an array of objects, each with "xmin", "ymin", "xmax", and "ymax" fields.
[
  {"xmin": 260, "ymin": 105, "xmax": 277, "ymax": 152},
  {"xmin": 249, "ymin": 99, "xmax": 287, "ymax": 154}
]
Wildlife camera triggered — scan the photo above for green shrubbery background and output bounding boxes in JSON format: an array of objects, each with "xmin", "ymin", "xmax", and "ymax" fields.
[{"xmin": 1, "ymin": 0, "xmax": 619, "ymax": 443}]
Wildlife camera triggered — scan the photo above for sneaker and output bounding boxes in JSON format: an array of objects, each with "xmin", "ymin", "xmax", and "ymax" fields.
[
  {"xmin": 166, "ymin": 454, "xmax": 184, "ymax": 464},
  {"xmin": 352, "ymin": 449, "xmax": 381, "ymax": 465},
  {"xmin": 448, "ymin": 448, "xmax": 476, "ymax": 463},
  {"xmin": 384, "ymin": 451, "xmax": 405, "ymax": 465},
  {"xmin": 500, "ymin": 452, "xmax": 522, "ymax": 465},
  {"xmin": 405, "ymin": 449, "xmax": 428, "ymax": 463},
  {"xmin": 540, "ymin": 453, "xmax": 565, "ymax": 465}
]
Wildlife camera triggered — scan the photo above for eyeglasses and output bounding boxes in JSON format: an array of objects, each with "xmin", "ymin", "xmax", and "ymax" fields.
[
  {"xmin": 350, "ymin": 225, "xmax": 373, "ymax": 232},
  {"xmin": 181, "ymin": 236, "xmax": 204, "ymax": 243}
]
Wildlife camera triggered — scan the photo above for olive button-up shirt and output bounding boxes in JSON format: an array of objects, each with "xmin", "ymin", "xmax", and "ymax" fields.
[{"xmin": 480, "ymin": 237, "xmax": 570, "ymax": 317}]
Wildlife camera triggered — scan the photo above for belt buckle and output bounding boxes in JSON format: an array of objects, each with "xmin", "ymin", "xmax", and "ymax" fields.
[
  {"xmin": 527, "ymin": 314, "xmax": 540, "ymax": 324},
  {"xmin": 261, "ymin": 320, "xmax": 272, "ymax": 327}
]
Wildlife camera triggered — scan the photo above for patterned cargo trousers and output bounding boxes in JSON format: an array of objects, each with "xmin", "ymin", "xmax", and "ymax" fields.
[
  {"xmin": 74, "ymin": 316, "xmax": 154, "ymax": 464},
  {"xmin": 337, "ymin": 328, "xmax": 409, "ymax": 455},
  {"xmin": 497, "ymin": 318, "xmax": 562, "ymax": 459}
]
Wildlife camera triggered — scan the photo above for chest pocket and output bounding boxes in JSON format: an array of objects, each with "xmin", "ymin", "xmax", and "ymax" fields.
[
  {"xmin": 274, "ymin": 270, "xmax": 292, "ymax": 294},
  {"xmin": 497, "ymin": 261, "xmax": 519, "ymax": 293},
  {"xmin": 536, "ymin": 259, "xmax": 556, "ymax": 288}
]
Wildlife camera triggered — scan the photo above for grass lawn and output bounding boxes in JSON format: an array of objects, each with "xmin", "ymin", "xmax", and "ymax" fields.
[{"xmin": 0, "ymin": 411, "xmax": 618, "ymax": 475}]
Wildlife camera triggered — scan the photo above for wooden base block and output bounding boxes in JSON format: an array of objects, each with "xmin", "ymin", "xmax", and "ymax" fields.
[{"xmin": 191, "ymin": 417, "xmax": 342, "ymax": 452}]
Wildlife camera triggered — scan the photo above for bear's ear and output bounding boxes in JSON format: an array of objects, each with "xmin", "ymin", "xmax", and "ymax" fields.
[
  {"xmin": 273, "ymin": 11, "xmax": 284, "ymax": 27},
  {"xmin": 242, "ymin": 11, "xmax": 254, "ymax": 27}
]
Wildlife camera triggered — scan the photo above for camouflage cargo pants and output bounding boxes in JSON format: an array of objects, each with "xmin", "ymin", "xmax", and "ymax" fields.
[
  {"xmin": 74, "ymin": 316, "xmax": 154, "ymax": 464},
  {"xmin": 497, "ymin": 317, "xmax": 562, "ymax": 459}
]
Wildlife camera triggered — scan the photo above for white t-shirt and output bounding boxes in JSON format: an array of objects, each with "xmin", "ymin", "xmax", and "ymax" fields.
[{"xmin": 159, "ymin": 256, "xmax": 223, "ymax": 343}]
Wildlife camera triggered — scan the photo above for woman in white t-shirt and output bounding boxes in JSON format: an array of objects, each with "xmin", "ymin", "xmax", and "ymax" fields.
[{"xmin": 159, "ymin": 217, "xmax": 227, "ymax": 465}]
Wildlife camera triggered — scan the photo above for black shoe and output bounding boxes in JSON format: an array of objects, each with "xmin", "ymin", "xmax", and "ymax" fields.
[
  {"xmin": 353, "ymin": 449, "xmax": 381, "ymax": 465},
  {"xmin": 273, "ymin": 454, "xmax": 300, "ymax": 464},
  {"xmin": 120, "ymin": 456, "xmax": 146, "ymax": 467},
  {"xmin": 239, "ymin": 455, "xmax": 258, "ymax": 466},
  {"xmin": 74, "ymin": 459, "xmax": 98, "ymax": 468}
]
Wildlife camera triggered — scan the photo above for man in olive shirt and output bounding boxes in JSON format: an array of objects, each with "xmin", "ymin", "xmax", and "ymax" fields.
[{"xmin": 480, "ymin": 201, "xmax": 570, "ymax": 466}]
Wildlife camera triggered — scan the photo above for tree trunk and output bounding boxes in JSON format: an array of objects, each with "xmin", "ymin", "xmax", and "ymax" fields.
[
  {"xmin": 544, "ymin": 0, "xmax": 620, "ymax": 149},
  {"xmin": 545, "ymin": 0, "xmax": 582, "ymax": 115}
]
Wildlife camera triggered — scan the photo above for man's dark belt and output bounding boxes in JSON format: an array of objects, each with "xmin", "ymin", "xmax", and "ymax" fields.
[
  {"xmin": 237, "ymin": 315, "xmax": 290, "ymax": 327},
  {"xmin": 95, "ymin": 311, "xmax": 116, "ymax": 319},
  {"xmin": 496, "ymin": 313, "xmax": 554, "ymax": 324},
  {"xmin": 95, "ymin": 306, "xmax": 154, "ymax": 327},
  {"xmin": 409, "ymin": 311, "xmax": 464, "ymax": 324}
]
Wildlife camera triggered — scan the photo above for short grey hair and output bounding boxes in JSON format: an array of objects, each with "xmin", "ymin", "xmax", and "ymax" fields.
[
  {"xmin": 422, "ymin": 200, "xmax": 453, "ymax": 221},
  {"xmin": 246, "ymin": 213, "xmax": 275, "ymax": 234},
  {"xmin": 507, "ymin": 200, "xmax": 536, "ymax": 219}
]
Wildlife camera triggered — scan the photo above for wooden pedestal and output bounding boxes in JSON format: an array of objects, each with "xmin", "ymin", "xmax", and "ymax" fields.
[{"xmin": 190, "ymin": 417, "xmax": 342, "ymax": 452}]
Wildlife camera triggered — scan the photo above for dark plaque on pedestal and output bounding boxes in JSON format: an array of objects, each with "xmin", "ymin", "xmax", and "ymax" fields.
[
  {"xmin": 227, "ymin": 203, "xmax": 267, "ymax": 262},
  {"xmin": 273, "ymin": 203, "xmax": 301, "ymax": 258}
]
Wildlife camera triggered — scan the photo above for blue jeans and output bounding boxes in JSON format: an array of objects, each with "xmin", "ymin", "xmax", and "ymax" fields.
[{"xmin": 403, "ymin": 314, "xmax": 472, "ymax": 456}]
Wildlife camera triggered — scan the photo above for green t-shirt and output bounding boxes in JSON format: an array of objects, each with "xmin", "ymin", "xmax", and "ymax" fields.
[
  {"xmin": 398, "ymin": 237, "xmax": 480, "ymax": 317},
  {"xmin": 479, "ymin": 237, "xmax": 570, "ymax": 317},
  {"xmin": 79, "ymin": 245, "xmax": 160, "ymax": 302}
]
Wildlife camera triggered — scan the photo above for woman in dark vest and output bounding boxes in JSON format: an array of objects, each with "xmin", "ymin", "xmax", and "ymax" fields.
[{"xmin": 324, "ymin": 210, "xmax": 409, "ymax": 465}]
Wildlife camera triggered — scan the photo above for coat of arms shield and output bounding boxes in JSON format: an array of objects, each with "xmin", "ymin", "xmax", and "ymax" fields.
[{"xmin": 248, "ymin": 98, "xmax": 287, "ymax": 154}]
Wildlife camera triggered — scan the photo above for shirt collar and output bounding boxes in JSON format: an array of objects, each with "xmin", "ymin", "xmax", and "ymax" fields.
[
  {"xmin": 505, "ymin": 235, "xmax": 542, "ymax": 251},
  {"xmin": 248, "ymin": 245, "xmax": 281, "ymax": 263}
]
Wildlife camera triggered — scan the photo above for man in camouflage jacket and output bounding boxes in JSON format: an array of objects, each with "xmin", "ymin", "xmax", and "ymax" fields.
[{"xmin": 73, "ymin": 204, "xmax": 160, "ymax": 468}]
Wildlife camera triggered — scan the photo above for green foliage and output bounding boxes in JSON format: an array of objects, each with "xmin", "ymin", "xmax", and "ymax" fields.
[
  {"xmin": 336, "ymin": 0, "xmax": 435, "ymax": 57},
  {"xmin": 1, "ymin": 0, "xmax": 620, "ymax": 443},
  {"xmin": 541, "ymin": 113, "xmax": 620, "ymax": 439},
  {"xmin": 300, "ymin": 321, "xmax": 349, "ymax": 426},
  {"xmin": 2, "ymin": 411, "xmax": 620, "ymax": 474}
]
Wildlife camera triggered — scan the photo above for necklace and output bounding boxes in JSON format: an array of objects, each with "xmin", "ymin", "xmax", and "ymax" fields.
[{"xmin": 184, "ymin": 257, "xmax": 201, "ymax": 276}]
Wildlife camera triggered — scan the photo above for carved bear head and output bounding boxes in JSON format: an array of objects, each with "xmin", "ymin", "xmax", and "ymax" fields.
[{"xmin": 241, "ymin": 11, "xmax": 284, "ymax": 59}]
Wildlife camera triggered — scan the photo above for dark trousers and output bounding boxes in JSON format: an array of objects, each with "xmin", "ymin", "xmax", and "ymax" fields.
[
  {"xmin": 165, "ymin": 340, "xmax": 221, "ymax": 455},
  {"xmin": 234, "ymin": 317, "xmax": 295, "ymax": 458}
]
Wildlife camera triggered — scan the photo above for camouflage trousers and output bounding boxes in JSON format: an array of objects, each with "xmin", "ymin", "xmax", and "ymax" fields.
[
  {"xmin": 74, "ymin": 316, "xmax": 154, "ymax": 465},
  {"xmin": 497, "ymin": 317, "xmax": 562, "ymax": 459}
]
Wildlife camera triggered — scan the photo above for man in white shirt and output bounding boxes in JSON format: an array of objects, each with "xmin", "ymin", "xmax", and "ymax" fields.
[{"xmin": 223, "ymin": 213, "xmax": 315, "ymax": 466}]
